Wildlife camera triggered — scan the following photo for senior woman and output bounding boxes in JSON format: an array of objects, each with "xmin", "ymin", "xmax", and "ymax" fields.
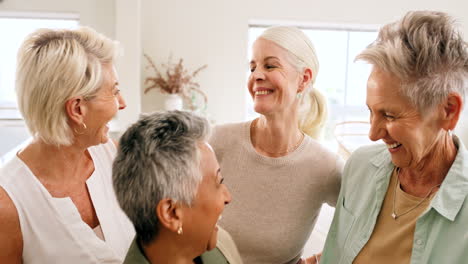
[
  {"xmin": 0, "ymin": 27, "xmax": 134, "ymax": 263},
  {"xmin": 112, "ymin": 111, "xmax": 242, "ymax": 264},
  {"xmin": 209, "ymin": 26, "xmax": 343, "ymax": 264},
  {"xmin": 321, "ymin": 11, "xmax": 468, "ymax": 264}
]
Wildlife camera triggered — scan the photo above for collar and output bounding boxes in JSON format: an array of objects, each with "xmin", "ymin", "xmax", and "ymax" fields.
[
  {"xmin": 369, "ymin": 136, "xmax": 468, "ymax": 221},
  {"xmin": 123, "ymin": 237, "xmax": 151, "ymax": 264}
]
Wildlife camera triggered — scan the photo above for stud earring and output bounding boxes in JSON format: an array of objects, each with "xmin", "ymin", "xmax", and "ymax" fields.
[
  {"xmin": 177, "ymin": 226, "xmax": 183, "ymax": 235},
  {"xmin": 296, "ymin": 92, "xmax": 302, "ymax": 99}
]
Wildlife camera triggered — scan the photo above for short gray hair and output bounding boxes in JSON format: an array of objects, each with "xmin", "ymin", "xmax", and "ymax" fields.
[
  {"xmin": 113, "ymin": 111, "xmax": 210, "ymax": 245},
  {"xmin": 16, "ymin": 27, "xmax": 119, "ymax": 146},
  {"xmin": 356, "ymin": 11, "xmax": 468, "ymax": 111}
]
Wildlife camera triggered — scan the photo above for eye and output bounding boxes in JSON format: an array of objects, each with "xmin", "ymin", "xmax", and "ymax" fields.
[
  {"xmin": 383, "ymin": 113, "xmax": 395, "ymax": 120},
  {"xmin": 114, "ymin": 89, "xmax": 121, "ymax": 96},
  {"xmin": 220, "ymin": 177, "xmax": 225, "ymax": 184},
  {"xmin": 265, "ymin": 64, "xmax": 277, "ymax": 70},
  {"xmin": 250, "ymin": 67, "xmax": 256, "ymax": 73}
]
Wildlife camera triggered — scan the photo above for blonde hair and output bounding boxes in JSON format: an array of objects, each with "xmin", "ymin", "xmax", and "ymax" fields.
[
  {"xmin": 16, "ymin": 27, "xmax": 119, "ymax": 146},
  {"xmin": 259, "ymin": 26, "xmax": 327, "ymax": 139},
  {"xmin": 356, "ymin": 11, "xmax": 468, "ymax": 112}
]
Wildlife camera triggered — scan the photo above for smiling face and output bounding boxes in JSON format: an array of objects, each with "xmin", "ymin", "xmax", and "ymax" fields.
[
  {"xmin": 248, "ymin": 38, "xmax": 303, "ymax": 116},
  {"xmin": 366, "ymin": 67, "xmax": 445, "ymax": 169},
  {"xmin": 182, "ymin": 142, "xmax": 232, "ymax": 252},
  {"xmin": 84, "ymin": 63, "xmax": 127, "ymax": 146}
]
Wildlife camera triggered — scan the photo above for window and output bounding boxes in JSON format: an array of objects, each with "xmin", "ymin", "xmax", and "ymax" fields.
[
  {"xmin": 247, "ymin": 25, "xmax": 378, "ymax": 148},
  {"xmin": 0, "ymin": 13, "xmax": 79, "ymax": 119}
]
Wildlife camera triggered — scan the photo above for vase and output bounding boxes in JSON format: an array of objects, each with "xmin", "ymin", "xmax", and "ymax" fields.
[{"xmin": 164, "ymin": 93, "xmax": 183, "ymax": 111}]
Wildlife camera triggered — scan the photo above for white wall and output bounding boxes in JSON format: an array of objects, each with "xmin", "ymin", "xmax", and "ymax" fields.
[
  {"xmin": 141, "ymin": 0, "xmax": 468, "ymax": 127},
  {"xmin": 0, "ymin": 0, "xmax": 115, "ymax": 37}
]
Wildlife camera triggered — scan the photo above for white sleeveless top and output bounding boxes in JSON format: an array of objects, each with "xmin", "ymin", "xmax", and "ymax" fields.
[{"xmin": 0, "ymin": 141, "xmax": 135, "ymax": 264}]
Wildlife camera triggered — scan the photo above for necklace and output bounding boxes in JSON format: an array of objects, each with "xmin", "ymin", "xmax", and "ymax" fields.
[
  {"xmin": 251, "ymin": 119, "xmax": 305, "ymax": 156},
  {"xmin": 391, "ymin": 168, "xmax": 441, "ymax": 220}
]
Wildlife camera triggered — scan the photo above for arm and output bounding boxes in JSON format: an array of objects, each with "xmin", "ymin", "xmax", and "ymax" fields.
[{"xmin": 0, "ymin": 187, "xmax": 23, "ymax": 264}]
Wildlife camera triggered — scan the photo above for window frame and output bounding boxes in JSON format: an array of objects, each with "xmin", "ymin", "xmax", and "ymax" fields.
[{"xmin": 0, "ymin": 11, "xmax": 79, "ymax": 120}]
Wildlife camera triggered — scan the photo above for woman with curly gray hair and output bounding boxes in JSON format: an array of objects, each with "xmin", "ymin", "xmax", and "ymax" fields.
[
  {"xmin": 0, "ymin": 27, "xmax": 133, "ymax": 263},
  {"xmin": 321, "ymin": 11, "xmax": 468, "ymax": 264}
]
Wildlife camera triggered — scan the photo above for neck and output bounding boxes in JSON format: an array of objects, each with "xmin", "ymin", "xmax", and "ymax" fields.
[
  {"xmin": 17, "ymin": 138, "xmax": 92, "ymax": 182},
  {"xmin": 143, "ymin": 233, "xmax": 197, "ymax": 264},
  {"xmin": 251, "ymin": 115, "xmax": 303, "ymax": 157},
  {"xmin": 399, "ymin": 133, "xmax": 457, "ymax": 197}
]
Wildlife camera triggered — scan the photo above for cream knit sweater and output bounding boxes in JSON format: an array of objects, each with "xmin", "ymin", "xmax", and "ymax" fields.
[{"xmin": 209, "ymin": 121, "xmax": 343, "ymax": 264}]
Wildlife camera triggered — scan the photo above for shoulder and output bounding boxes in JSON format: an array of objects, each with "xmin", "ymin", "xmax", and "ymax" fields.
[
  {"xmin": 209, "ymin": 121, "xmax": 250, "ymax": 153},
  {"xmin": 345, "ymin": 143, "xmax": 387, "ymax": 170},
  {"xmin": 301, "ymin": 137, "xmax": 343, "ymax": 170},
  {"xmin": 210, "ymin": 122, "xmax": 248, "ymax": 140},
  {"xmin": 342, "ymin": 143, "xmax": 388, "ymax": 184},
  {"xmin": 0, "ymin": 186, "xmax": 22, "ymax": 262}
]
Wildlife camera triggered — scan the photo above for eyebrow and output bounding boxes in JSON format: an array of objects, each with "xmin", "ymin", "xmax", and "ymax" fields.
[{"xmin": 250, "ymin": 56, "xmax": 280, "ymax": 65}]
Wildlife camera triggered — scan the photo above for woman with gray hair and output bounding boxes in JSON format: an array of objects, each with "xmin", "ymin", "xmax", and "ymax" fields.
[
  {"xmin": 0, "ymin": 27, "xmax": 134, "ymax": 263},
  {"xmin": 321, "ymin": 11, "xmax": 468, "ymax": 264},
  {"xmin": 113, "ymin": 111, "xmax": 241, "ymax": 264},
  {"xmin": 209, "ymin": 26, "xmax": 343, "ymax": 264}
]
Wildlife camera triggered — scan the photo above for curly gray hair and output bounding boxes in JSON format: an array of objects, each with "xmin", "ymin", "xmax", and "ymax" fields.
[
  {"xmin": 112, "ymin": 110, "xmax": 210, "ymax": 244},
  {"xmin": 356, "ymin": 11, "xmax": 468, "ymax": 111}
]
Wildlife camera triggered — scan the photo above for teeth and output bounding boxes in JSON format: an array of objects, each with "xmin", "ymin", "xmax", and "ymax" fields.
[
  {"xmin": 387, "ymin": 142, "xmax": 401, "ymax": 149},
  {"xmin": 255, "ymin": 90, "xmax": 271, "ymax": 95}
]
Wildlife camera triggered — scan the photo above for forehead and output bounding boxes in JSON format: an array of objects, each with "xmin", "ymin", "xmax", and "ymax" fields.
[
  {"xmin": 367, "ymin": 68, "xmax": 403, "ymax": 101},
  {"xmin": 251, "ymin": 38, "xmax": 289, "ymax": 61}
]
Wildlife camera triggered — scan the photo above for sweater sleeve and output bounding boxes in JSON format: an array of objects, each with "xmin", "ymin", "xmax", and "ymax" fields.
[{"xmin": 324, "ymin": 155, "xmax": 344, "ymax": 207}]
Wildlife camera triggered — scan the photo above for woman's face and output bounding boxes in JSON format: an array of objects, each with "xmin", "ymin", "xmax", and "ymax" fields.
[
  {"xmin": 182, "ymin": 142, "xmax": 231, "ymax": 252},
  {"xmin": 366, "ymin": 68, "xmax": 444, "ymax": 169},
  {"xmin": 84, "ymin": 64, "xmax": 126, "ymax": 145},
  {"xmin": 248, "ymin": 38, "xmax": 302, "ymax": 116}
]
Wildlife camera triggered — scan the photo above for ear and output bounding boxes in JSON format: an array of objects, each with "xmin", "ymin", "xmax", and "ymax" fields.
[
  {"xmin": 441, "ymin": 93, "xmax": 463, "ymax": 131},
  {"xmin": 65, "ymin": 97, "xmax": 87, "ymax": 127},
  {"xmin": 156, "ymin": 198, "xmax": 184, "ymax": 233},
  {"xmin": 298, "ymin": 68, "xmax": 313, "ymax": 93}
]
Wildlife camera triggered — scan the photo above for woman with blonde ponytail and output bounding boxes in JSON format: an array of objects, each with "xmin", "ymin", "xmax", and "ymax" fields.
[{"xmin": 209, "ymin": 26, "xmax": 343, "ymax": 264}]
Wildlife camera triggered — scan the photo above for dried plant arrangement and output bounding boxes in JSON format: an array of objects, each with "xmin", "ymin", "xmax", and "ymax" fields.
[{"xmin": 144, "ymin": 53, "xmax": 208, "ymax": 111}]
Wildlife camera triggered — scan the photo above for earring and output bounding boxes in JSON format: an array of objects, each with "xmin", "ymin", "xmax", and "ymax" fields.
[
  {"xmin": 296, "ymin": 92, "xmax": 302, "ymax": 99},
  {"xmin": 177, "ymin": 226, "xmax": 183, "ymax": 235},
  {"xmin": 448, "ymin": 129, "xmax": 453, "ymax": 137},
  {"xmin": 74, "ymin": 123, "xmax": 87, "ymax": 135}
]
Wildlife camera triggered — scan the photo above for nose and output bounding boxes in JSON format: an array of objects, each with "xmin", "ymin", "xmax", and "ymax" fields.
[
  {"xmin": 368, "ymin": 117, "xmax": 385, "ymax": 141},
  {"xmin": 251, "ymin": 67, "xmax": 265, "ymax": 81},
  {"xmin": 117, "ymin": 93, "xmax": 127, "ymax": 110},
  {"xmin": 223, "ymin": 185, "xmax": 232, "ymax": 205}
]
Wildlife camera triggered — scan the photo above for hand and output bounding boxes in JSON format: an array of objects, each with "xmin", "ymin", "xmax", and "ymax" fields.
[{"xmin": 299, "ymin": 252, "xmax": 322, "ymax": 264}]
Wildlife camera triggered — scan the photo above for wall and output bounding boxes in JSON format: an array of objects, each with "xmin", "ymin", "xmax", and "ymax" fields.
[{"xmin": 141, "ymin": 0, "xmax": 468, "ymax": 142}]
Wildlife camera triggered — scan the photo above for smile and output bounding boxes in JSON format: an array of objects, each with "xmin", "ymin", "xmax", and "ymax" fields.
[
  {"xmin": 386, "ymin": 142, "xmax": 402, "ymax": 149},
  {"xmin": 255, "ymin": 90, "xmax": 273, "ymax": 96}
]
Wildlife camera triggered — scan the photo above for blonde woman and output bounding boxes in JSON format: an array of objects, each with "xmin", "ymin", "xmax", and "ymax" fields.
[
  {"xmin": 0, "ymin": 27, "xmax": 134, "ymax": 263},
  {"xmin": 209, "ymin": 26, "xmax": 343, "ymax": 264}
]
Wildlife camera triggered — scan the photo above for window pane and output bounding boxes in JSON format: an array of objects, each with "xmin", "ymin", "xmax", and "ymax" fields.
[
  {"xmin": 304, "ymin": 30, "xmax": 348, "ymax": 106},
  {"xmin": 0, "ymin": 17, "xmax": 78, "ymax": 110}
]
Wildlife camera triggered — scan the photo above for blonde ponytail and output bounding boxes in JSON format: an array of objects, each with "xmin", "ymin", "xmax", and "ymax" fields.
[{"xmin": 298, "ymin": 88, "xmax": 328, "ymax": 139}]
